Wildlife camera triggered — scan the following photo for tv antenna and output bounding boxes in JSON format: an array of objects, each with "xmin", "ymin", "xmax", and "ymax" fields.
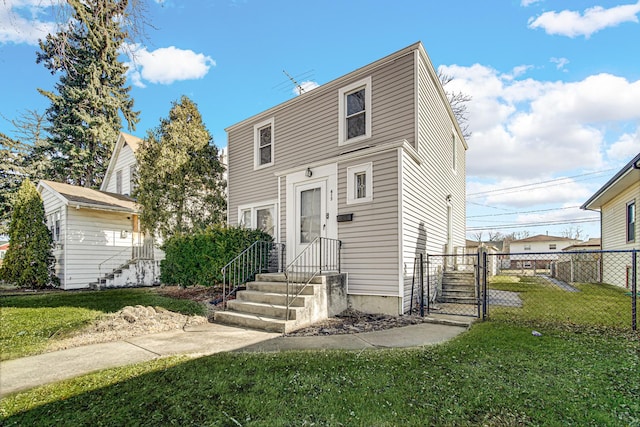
[{"xmin": 283, "ymin": 69, "xmax": 305, "ymax": 95}]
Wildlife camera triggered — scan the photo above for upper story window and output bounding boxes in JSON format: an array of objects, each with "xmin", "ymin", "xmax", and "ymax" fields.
[
  {"xmin": 346, "ymin": 162, "xmax": 373, "ymax": 204},
  {"xmin": 338, "ymin": 77, "xmax": 372, "ymax": 145},
  {"xmin": 129, "ymin": 165, "xmax": 137, "ymax": 196},
  {"xmin": 627, "ymin": 201, "xmax": 636, "ymax": 243},
  {"xmin": 254, "ymin": 118, "xmax": 274, "ymax": 170}
]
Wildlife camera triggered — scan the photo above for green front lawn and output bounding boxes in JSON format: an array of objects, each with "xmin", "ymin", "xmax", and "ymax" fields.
[
  {"xmin": 0, "ymin": 288, "xmax": 206, "ymax": 361},
  {"xmin": 1, "ymin": 322, "xmax": 638, "ymax": 426}
]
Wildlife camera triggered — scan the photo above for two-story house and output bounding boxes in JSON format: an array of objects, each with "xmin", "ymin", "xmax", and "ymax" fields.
[
  {"xmin": 582, "ymin": 152, "xmax": 639, "ymax": 287},
  {"xmin": 225, "ymin": 42, "xmax": 467, "ymax": 316},
  {"xmin": 37, "ymin": 132, "xmax": 160, "ymax": 290},
  {"xmin": 509, "ymin": 234, "xmax": 579, "ymax": 270}
]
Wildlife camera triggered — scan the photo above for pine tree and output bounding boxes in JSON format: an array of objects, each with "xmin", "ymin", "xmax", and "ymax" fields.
[
  {"xmin": 37, "ymin": 0, "xmax": 139, "ymax": 188},
  {"xmin": 0, "ymin": 179, "xmax": 58, "ymax": 288},
  {"xmin": 134, "ymin": 96, "xmax": 226, "ymax": 238},
  {"xmin": 0, "ymin": 110, "xmax": 50, "ymax": 234}
]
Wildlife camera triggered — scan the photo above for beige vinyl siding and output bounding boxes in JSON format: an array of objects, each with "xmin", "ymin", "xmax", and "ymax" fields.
[
  {"xmin": 103, "ymin": 144, "xmax": 136, "ymax": 195},
  {"xmin": 40, "ymin": 187, "xmax": 66, "ymax": 286},
  {"xmin": 337, "ymin": 150, "xmax": 400, "ymax": 296},
  {"xmin": 64, "ymin": 209, "xmax": 133, "ymax": 289},
  {"xmin": 400, "ymin": 50, "xmax": 467, "ymax": 312},
  {"xmin": 227, "ymin": 48, "xmax": 416, "ymax": 231},
  {"xmin": 601, "ymin": 181, "xmax": 640, "ymax": 251}
]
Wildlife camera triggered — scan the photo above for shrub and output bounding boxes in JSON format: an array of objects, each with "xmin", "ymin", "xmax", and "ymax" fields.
[
  {"xmin": 160, "ymin": 226, "xmax": 272, "ymax": 287},
  {"xmin": 0, "ymin": 179, "xmax": 58, "ymax": 288}
]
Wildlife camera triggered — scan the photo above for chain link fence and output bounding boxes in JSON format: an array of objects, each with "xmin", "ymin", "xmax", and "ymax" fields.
[{"xmin": 411, "ymin": 249, "xmax": 638, "ymax": 331}]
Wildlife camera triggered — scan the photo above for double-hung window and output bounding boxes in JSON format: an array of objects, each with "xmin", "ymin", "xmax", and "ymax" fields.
[
  {"xmin": 239, "ymin": 202, "xmax": 277, "ymax": 238},
  {"xmin": 346, "ymin": 163, "xmax": 373, "ymax": 204},
  {"xmin": 627, "ymin": 201, "xmax": 636, "ymax": 243},
  {"xmin": 254, "ymin": 118, "xmax": 274, "ymax": 169},
  {"xmin": 338, "ymin": 77, "xmax": 372, "ymax": 145}
]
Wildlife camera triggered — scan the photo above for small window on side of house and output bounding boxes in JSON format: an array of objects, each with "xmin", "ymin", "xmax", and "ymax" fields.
[
  {"xmin": 254, "ymin": 118, "xmax": 274, "ymax": 170},
  {"xmin": 549, "ymin": 244, "xmax": 556, "ymax": 250},
  {"xmin": 627, "ymin": 201, "xmax": 636, "ymax": 243},
  {"xmin": 129, "ymin": 165, "xmax": 137, "ymax": 195},
  {"xmin": 524, "ymin": 244, "xmax": 531, "ymax": 251},
  {"xmin": 338, "ymin": 77, "xmax": 372, "ymax": 145},
  {"xmin": 347, "ymin": 162, "xmax": 373, "ymax": 204},
  {"xmin": 240, "ymin": 209, "xmax": 252, "ymax": 229}
]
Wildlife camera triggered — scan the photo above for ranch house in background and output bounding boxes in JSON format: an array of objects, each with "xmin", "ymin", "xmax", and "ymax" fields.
[
  {"xmin": 508, "ymin": 234, "xmax": 579, "ymax": 271},
  {"xmin": 223, "ymin": 41, "xmax": 467, "ymax": 323},
  {"xmin": 582, "ymin": 152, "xmax": 640, "ymax": 288},
  {"xmin": 37, "ymin": 132, "xmax": 161, "ymax": 290}
]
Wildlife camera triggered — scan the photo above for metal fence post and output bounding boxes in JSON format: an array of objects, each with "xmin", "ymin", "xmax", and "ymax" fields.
[
  {"xmin": 420, "ymin": 253, "xmax": 425, "ymax": 317},
  {"xmin": 632, "ymin": 249, "xmax": 637, "ymax": 331},
  {"xmin": 482, "ymin": 251, "xmax": 488, "ymax": 320}
]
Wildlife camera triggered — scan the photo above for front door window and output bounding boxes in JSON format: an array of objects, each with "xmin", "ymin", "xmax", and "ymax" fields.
[{"xmin": 300, "ymin": 187, "xmax": 321, "ymax": 244}]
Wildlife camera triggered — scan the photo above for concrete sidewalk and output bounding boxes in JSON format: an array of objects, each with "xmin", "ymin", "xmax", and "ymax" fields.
[{"xmin": 0, "ymin": 317, "xmax": 471, "ymax": 398}]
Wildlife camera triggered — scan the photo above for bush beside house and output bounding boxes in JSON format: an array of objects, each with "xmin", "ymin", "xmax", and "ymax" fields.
[{"xmin": 160, "ymin": 226, "xmax": 272, "ymax": 287}]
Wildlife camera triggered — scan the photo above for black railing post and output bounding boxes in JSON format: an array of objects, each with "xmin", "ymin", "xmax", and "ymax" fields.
[
  {"xmin": 319, "ymin": 237, "xmax": 323, "ymax": 274},
  {"xmin": 482, "ymin": 251, "xmax": 488, "ymax": 320},
  {"xmin": 420, "ymin": 253, "xmax": 425, "ymax": 317},
  {"xmin": 632, "ymin": 249, "xmax": 637, "ymax": 331}
]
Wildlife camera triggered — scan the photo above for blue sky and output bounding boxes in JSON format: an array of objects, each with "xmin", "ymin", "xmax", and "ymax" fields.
[{"xmin": 1, "ymin": 0, "xmax": 639, "ymax": 241}]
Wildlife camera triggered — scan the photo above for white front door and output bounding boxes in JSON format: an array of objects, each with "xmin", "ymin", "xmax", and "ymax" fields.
[
  {"xmin": 285, "ymin": 163, "xmax": 337, "ymax": 263},
  {"xmin": 295, "ymin": 180, "xmax": 327, "ymax": 256}
]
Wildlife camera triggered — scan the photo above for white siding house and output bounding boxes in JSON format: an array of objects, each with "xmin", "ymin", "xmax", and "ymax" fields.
[
  {"xmin": 37, "ymin": 132, "xmax": 160, "ymax": 290},
  {"xmin": 225, "ymin": 42, "xmax": 467, "ymax": 315},
  {"xmin": 582, "ymin": 152, "xmax": 640, "ymax": 287},
  {"xmin": 509, "ymin": 234, "xmax": 579, "ymax": 270}
]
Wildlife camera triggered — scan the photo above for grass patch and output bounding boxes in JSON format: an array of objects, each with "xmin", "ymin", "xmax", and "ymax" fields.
[
  {"xmin": 489, "ymin": 275, "xmax": 633, "ymax": 330},
  {"xmin": 0, "ymin": 288, "xmax": 207, "ymax": 361},
  {"xmin": 1, "ymin": 322, "xmax": 638, "ymax": 426}
]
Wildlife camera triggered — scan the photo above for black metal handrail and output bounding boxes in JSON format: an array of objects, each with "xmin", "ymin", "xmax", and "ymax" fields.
[
  {"xmin": 219, "ymin": 241, "xmax": 286, "ymax": 308},
  {"xmin": 285, "ymin": 237, "xmax": 342, "ymax": 320}
]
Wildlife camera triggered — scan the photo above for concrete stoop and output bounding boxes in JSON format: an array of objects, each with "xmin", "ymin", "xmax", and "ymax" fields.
[{"xmin": 215, "ymin": 272, "xmax": 347, "ymax": 334}]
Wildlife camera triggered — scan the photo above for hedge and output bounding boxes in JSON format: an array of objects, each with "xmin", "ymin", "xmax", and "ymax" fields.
[{"xmin": 160, "ymin": 226, "xmax": 272, "ymax": 287}]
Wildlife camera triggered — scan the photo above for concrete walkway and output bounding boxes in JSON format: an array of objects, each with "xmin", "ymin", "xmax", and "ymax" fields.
[{"xmin": 0, "ymin": 316, "xmax": 472, "ymax": 398}]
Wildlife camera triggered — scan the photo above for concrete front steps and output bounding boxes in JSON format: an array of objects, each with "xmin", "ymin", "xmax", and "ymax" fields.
[
  {"xmin": 439, "ymin": 271, "xmax": 477, "ymax": 304},
  {"xmin": 215, "ymin": 272, "xmax": 347, "ymax": 334}
]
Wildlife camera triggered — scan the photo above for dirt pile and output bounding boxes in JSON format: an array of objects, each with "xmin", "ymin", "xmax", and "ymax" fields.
[{"xmin": 48, "ymin": 305, "xmax": 208, "ymax": 351}]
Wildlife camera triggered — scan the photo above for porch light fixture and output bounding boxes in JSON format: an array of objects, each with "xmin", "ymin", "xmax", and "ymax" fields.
[{"xmin": 305, "ymin": 167, "xmax": 313, "ymax": 177}]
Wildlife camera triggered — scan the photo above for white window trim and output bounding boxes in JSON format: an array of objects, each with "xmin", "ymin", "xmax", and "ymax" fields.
[
  {"xmin": 338, "ymin": 76, "xmax": 372, "ymax": 146},
  {"xmin": 253, "ymin": 118, "xmax": 275, "ymax": 170},
  {"xmin": 237, "ymin": 200, "xmax": 278, "ymax": 239},
  {"xmin": 346, "ymin": 162, "xmax": 373, "ymax": 204}
]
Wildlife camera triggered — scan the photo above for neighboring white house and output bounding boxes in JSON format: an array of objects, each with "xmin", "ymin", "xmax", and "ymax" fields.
[
  {"xmin": 509, "ymin": 234, "xmax": 579, "ymax": 270},
  {"xmin": 582, "ymin": 152, "xmax": 640, "ymax": 287},
  {"xmin": 37, "ymin": 132, "xmax": 160, "ymax": 290},
  {"xmin": 225, "ymin": 42, "xmax": 467, "ymax": 315}
]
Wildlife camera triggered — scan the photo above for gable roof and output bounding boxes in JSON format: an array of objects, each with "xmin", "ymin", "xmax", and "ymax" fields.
[
  {"xmin": 225, "ymin": 41, "xmax": 468, "ymax": 150},
  {"xmin": 100, "ymin": 132, "xmax": 143, "ymax": 192},
  {"xmin": 563, "ymin": 238, "xmax": 601, "ymax": 251},
  {"xmin": 582, "ymin": 152, "xmax": 640, "ymax": 210},
  {"xmin": 38, "ymin": 180, "xmax": 137, "ymax": 213},
  {"xmin": 511, "ymin": 234, "xmax": 576, "ymax": 243}
]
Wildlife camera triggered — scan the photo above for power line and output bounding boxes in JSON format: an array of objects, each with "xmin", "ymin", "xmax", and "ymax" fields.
[
  {"xmin": 467, "ymin": 169, "xmax": 616, "ymax": 199},
  {"xmin": 466, "ymin": 217, "xmax": 599, "ymax": 231},
  {"xmin": 467, "ymin": 205, "xmax": 582, "ymax": 218}
]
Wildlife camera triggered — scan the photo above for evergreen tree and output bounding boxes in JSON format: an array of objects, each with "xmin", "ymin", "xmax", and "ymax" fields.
[
  {"xmin": 0, "ymin": 110, "xmax": 50, "ymax": 233},
  {"xmin": 37, "ymin": 0, "xmax": 139, "ymax": 188},
  {"xmin": 134, "ymin": 96, "xmax": 226, "ymax": 238},
  {"xmin": 0, "ymin": 179, "xmax": 58, "ymax": 288}
]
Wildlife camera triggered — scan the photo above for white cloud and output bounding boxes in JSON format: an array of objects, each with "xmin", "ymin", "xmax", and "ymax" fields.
[
  {"xmin": 521, "ymin": 0, "xmax": 543, "ymax": 6},
  {"xmin": 125, "ymin": 45, "xmax": 216, "ymax": 87},
  {"xmin": 550, "ymin": 57, "xmax": 569, "ymax": 71},
  {"xmin": 293, "ymin": 80, "xmax": 320, "ymax": 96},
  {"xmin": 441, "ymin": 64, "xmax": 640, "ymax": 182},
  {"xmin": 528, "ymin": 1, "xmax": 640, "ymax": 38},
  {"xmin": 607, "ymin": 131, "xmax": 640, "ymax": 160},
  {"xmin": 0, "ymin": 0, "xmax": 58, "ymax": 45}
]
